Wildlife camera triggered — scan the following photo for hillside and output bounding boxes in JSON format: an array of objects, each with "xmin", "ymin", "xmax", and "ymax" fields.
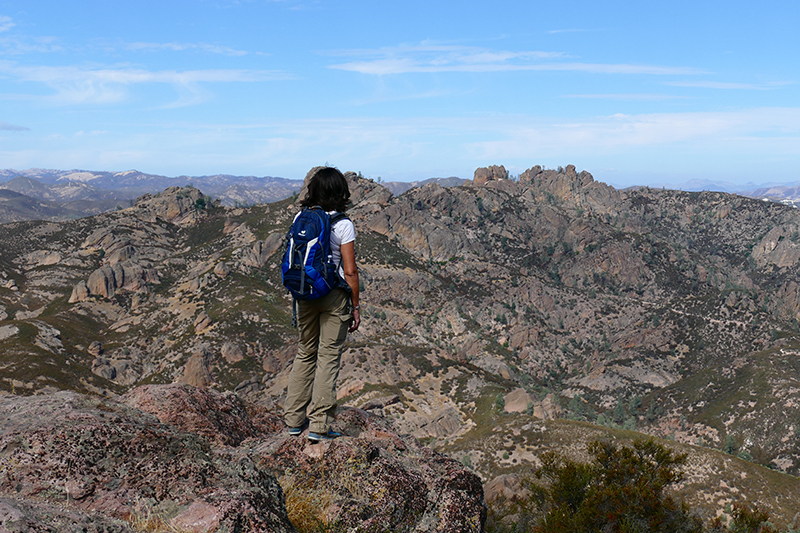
[
  {"xmin": 0, "ymin": 189, "xmax": 91, "ymax": 223},
  {"xmin": 2, "ymin": 165, "xmax": 800, "ymax": 525}
]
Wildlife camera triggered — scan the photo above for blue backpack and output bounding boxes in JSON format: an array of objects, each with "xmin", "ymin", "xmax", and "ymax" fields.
[{"xmin": 281, "ymin": 207, "xmax": 348, "ymax": 304}]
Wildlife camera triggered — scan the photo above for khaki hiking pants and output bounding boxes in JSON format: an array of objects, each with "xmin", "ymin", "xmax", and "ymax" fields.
[{"xmin": 284, "ymin": 289, "xmax": 351, "ymax": 434}]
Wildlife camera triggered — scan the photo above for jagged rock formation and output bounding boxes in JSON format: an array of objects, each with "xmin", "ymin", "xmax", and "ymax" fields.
[
  {"xmin": 473, "ymin": 165, "xmax": 508, "ymax": 185},
  {"xmin": 0, "ymin": 384, "xmax": 485, "ymax": 532}
]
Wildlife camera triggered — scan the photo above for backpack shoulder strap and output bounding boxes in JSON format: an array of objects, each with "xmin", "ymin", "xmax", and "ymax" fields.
[{"xmin": 329, "ymin": 212, "xmax": 349, "ymax": 226}]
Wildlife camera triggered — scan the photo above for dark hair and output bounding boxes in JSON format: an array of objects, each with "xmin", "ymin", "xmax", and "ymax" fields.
[{"xmin": 300, "ymin": 167, "xmax": 351, "ymax": 212}]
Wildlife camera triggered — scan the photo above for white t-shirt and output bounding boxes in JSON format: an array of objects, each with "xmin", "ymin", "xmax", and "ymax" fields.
[{"xmin": 329, "ymin": 211, "xmax": 355, "ymax": 278}]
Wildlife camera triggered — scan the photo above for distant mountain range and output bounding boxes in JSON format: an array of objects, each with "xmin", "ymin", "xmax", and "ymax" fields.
[
  {"xmin": 0, "ymin": 168, "xmax": 304, "ymax": 213},
  {"xmin": 0, "ymin": 169, "xmax": 469, "ymax": 222}
]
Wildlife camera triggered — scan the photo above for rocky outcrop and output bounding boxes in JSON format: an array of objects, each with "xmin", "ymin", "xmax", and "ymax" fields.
[
  {"xmin": 519, "ymin": 164, "xmax": 621, "ymax": 214},
  {"xmin": 179, "ymin": 346, "xmax": 214, "ymax": 387},
  {"xmin": 121, "ymin": 383, "xmax": 276, "ymax": 447},
  {"xmin": 0, "ymin": 385, "xmax": 486, "ymax": 532},
  {"xmin": 213, "ymin": 261, "xmax": 231, "ymax": 278},
  {"xmin": 255, "ymin": 407, "xmax": 486, "ymax": 533},
  {"xmin": 133, "ymin": 186, "xmax": 210, "ymax": 225},
  {"xmin": 751, "ymin": 225, "xmax": 800, "ymax": 268},
  {"xmin": 0, "ymin": 389, "xmax": 296, "ymax": 532},
  {"xmin": 241, "ymin": 232, "xmax": 284, "ymax": 268},
  {"xmin": 70, "ymin": 261, "xmax": 159, "ymax": 302},
  {"xmin": 473, "ymin": 165, "xmax": 508, "ymax": 185}
]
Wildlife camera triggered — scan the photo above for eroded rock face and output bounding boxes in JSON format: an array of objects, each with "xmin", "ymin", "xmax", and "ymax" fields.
[{"xmin": 0, "ymin": 385, "xmax": 485, "ymax": 532}]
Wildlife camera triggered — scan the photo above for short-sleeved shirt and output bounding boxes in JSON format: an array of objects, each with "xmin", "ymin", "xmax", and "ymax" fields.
[{"xmin": 329, "ymin": 211, "xmax": 355, "ymax": 279}]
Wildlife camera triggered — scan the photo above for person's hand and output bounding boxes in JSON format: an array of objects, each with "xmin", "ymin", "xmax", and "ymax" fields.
[{"xmin": 349, "ymin": 308, "xmax": 360, "ymax": 332}]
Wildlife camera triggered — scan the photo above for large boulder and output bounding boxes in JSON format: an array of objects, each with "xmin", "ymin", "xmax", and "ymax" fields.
[
  {"xmin": 75, "ymin": 261, "xmax": 159, "ymax": 300},
  {"xmin": 0, "ymin": 390, "xmax": 295, "ymax": 532}
]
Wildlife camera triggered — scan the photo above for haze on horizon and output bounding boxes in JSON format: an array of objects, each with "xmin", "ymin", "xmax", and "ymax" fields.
[{"xmin": 0, "ymin": 0, "xmax": 797, "ymax": 190}]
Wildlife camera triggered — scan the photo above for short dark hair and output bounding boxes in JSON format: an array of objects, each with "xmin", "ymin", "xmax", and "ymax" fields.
[{"xmin": 300, "ymin": 167, "xmax": 351, "ymax": 212}]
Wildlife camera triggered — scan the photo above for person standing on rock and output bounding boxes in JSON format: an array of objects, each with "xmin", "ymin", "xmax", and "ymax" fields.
[{"xmin": 284, "ymin": 166, "xmax": 361, "ymax": 442}]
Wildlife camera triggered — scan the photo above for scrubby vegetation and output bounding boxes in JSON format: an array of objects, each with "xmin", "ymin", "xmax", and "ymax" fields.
[{"xmin": 486, "ymin": 439, "xmax": 785, "ymax": 533}]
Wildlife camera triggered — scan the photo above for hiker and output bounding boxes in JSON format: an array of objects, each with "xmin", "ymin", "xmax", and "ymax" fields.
[{"xmin": 282, "ymin": 166, "xmax": 361, "ymax": 442}]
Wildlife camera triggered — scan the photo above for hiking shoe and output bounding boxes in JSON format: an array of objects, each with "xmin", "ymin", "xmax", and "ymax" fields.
[
  {"xmin": 288, "ymin": 418, "xmax": 309, "ymax": 437},
  {"xmin": 307, "ymin": 430, "xmax": 341, "ymax": 443}
]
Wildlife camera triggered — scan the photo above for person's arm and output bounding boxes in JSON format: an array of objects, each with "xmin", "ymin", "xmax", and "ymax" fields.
[{"xmin": 340, "ymin": 240, "xmax": 360, "ymax": 332}]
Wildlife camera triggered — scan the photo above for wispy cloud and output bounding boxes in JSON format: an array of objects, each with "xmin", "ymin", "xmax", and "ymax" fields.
[
  {"xmin": 333, "ymin": 60, "xmax": 706, "ymax": 76},
  {"xmin": 163, "ymin": 107, "xmax": 800, "ymax": 164},
  {"xmin": 0, "ymin": 14, "xmax": 61, "ymax": 55},
  {"xmin": 563, "ymin": 93, "xmax": 691, "ymax": 101},
  {"xmin": 327, "ymin": 42, "xmax": 706, "ymax": 76},
  {"xmin": 0, "ymin": 121, "xmax": 29, "ymax": 131},
  {"xmin": 468, "ymin": 108, "xmax": 800, "ymax": 159},
  {"xmin": 666, "ymin": 81, "xmax": 789, "ymax": 90},
  {"xmin": 0, "ymin": 61, "xmax": 294, "ymax": 105},
  {"xmin": 3, "ymin": 63, "xmax": 292, "ymax": 84},
  {"xmin": 125, "ymin": 41, "xmax": 249, "ymax": 56},
  {"xmin": 0, "ymin": 15, "xmax": 14, "ymax": 33},
  {"xmin": 547, "ymin": 28, "xmax": 594, "ymax": 34}
]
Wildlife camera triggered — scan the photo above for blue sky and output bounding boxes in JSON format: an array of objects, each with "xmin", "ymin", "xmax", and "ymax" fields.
[{"xmin": 0, "ymin": 0, "xmax": 798, "ymax": 187}]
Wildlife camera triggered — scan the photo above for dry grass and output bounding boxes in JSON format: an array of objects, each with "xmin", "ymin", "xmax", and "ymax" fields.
[{"xmin": 280, "ymin": 475, "xmax": 338, "ymax": 533}]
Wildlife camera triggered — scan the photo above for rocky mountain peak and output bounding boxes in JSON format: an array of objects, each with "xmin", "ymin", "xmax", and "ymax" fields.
[{"xmin": 132, "ymin": 185, "xmax": 214, "ymax": 225}]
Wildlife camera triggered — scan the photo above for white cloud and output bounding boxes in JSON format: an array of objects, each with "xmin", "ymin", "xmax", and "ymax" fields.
[
  {"xmin": 332, "ymin": 60, "xmax": 705, "ymax": 75},
  {"xmin": 125, "ymin": 41, "xmax": 249, "ymax": 56},
  {"xmin": 159, "ymin": 107, "xmax": 800, "ymax": 168},
  {"xmin": 0, "ymin": 15, "xmax": 14, "ymax": 33},
  {"xmin": 467, "ymin": 108, "xmax": 800, "ymax": 159},
  {"xmin": 0, "ymin": 61, "xmax": 293, "ymax": 105},
  {"xmin": 327, "ymin": 43, "xmax": 706, "ymax": 76},
  {"xmin": 563, "ymin": 93, "xmax": 691, "ymax": 101},
  {"xmin": 5, "ymin": 64, "xmax": 289, "ymax": 84},
  {"xmin": 666, "ymin": 81, "xmax": 788, "ymax": 90},
  {"xmin": 5, "ymin": 106, "xmax": 797, "ymax": 181},
  {"xmin": 546, "ymin": 28, "xmax": 594, "ymax": 34}
]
